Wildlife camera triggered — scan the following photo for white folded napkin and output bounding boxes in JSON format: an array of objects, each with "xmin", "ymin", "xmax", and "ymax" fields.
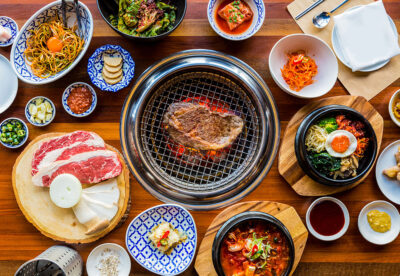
[{"xmin": 334, "ymin": 0, "xmax": 400, "ymax": 72}]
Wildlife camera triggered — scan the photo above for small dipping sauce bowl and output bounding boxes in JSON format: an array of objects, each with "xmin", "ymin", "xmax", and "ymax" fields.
[{"xmin": 306, "ymin": 196, "xmax": 350, "ymax": 241}]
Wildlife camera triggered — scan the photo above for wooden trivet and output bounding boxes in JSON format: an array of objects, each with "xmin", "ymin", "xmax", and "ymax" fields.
[
  {"xmin": 278, "ymin": 96, "xmax": 383, "ymax": 196},
  {"xmin": 194, "ymin": 201, "xmax": 308, "ymax": 276},
  {"xmin": 12, "ymin": 133, "xmax": 131, "ymax": 244}
]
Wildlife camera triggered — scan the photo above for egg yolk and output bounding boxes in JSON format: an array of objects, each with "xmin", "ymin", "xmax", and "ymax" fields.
[
  {"xmin": 47, "ymin": 37, "xmax": 63, "ymax": 52},
  {"xmin": 331, "ymin": 135, "xmax": 350, "ymax": 153}
]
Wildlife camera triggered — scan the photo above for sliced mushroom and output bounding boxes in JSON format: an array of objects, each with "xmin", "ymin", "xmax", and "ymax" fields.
[{"xmin": 351, "ymin": 155, "xmax": 359, "ymax": 168}]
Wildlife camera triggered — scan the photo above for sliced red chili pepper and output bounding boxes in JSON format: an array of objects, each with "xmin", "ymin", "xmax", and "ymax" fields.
[
  {"xmin": 292, "ymin": 54, "xmax": 304, "ymax": 65},
  {"xmin": 157, "ymin": 230, "xmax": 170, "ymax": 247},
  {"xmin": 251, "ymin": 244, "xmax": 258, "ymax": 255}
]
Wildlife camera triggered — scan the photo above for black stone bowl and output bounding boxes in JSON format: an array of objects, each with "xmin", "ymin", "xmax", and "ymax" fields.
[
  {"xmin": 97, "ymin": 0, "xmax": 187, "ymax": 41},
  {"xmin": 211, "ymin": 211, "xmax": 295, "ymax": 276},
  {"xmin": 295, "ymin": 105, "xmax": 378, "ymax": 186}
]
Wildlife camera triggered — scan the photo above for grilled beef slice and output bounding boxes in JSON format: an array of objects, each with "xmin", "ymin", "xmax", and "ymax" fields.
[{"xmin": 163, "ymin": 102, "xmax": 244, "ymax": 150}]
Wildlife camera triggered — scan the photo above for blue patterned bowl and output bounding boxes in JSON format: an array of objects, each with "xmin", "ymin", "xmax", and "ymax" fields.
[
  {"xmin": 207, "ymin": 0, "xmax": 265, "ymax": 40},
  {"xmin": 10, "ymin": 0, "xmax": 93, "ymax": 85},
  {"xmin": 126, "ymin": 204, "xmax": 197, "ymax": 275},
  {"xmin": 25, "ymin": 96, "xmax": 56, "ymax": 127},
  {"xmin": 0, "ymin": 118, "xmax": 29, "ymax": 149},
  {"xmin": 87, "ymin": 44, "xmax": 135, "ymax": 92},
  {"xmin": 0, "ymin": 16, "xmax": 18, "ymax": 47},
  {"xmin": 62, "ymin": 82, "xmax": 97, "ymax": 117}
]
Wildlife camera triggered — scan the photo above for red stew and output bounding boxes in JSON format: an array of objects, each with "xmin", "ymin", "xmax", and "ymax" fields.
[
  {"xmin": 220, "ymin": 220, "xmax": 291, "ymax": 276},
  {"xmin": 215, "ymin": 0, "xmax": 253, "ymax": 35},
  {"xmin": 67, "ymin": 87, "xmax": 93, "ymax": 114},
  {"xmin": 309, "ymin": 200, "xmax": 345, "ymax": 236}
]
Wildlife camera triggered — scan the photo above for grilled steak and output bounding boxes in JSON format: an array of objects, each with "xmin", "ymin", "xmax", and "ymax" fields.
[{"xmin": 163, "ymin": 102, "xmax": 244, "ymax": 150}]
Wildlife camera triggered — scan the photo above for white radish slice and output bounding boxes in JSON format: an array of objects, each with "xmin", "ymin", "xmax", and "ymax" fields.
[{"xmin": 49, "ymin": 174, "xmax": 82, "ymax": 208}]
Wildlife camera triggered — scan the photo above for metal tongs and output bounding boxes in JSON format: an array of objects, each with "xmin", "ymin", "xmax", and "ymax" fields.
[{"xmin": 60, "ymin": 0, "xmax": 83, "ymax": 38}]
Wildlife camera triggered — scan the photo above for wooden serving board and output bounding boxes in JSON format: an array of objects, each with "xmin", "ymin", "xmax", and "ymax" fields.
[
  {"xmin": 278, "ymin": 96, "xmax": 383, "ymax": 196},
  {"xmin": 12, "ymin": 133, "xmax": 130, "ymax": 244},
  {"xmin": 194, "ymin": 201, "xmax": 308, "ymax": 276}
]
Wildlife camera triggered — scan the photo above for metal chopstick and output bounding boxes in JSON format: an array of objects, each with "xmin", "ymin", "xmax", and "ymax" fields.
[
  {"xmin": 74, "ymin": 0, "xmax": 83, "ymax": 38},
  {"xmin": 295, "ymin": 0, "xmax": 325, "ymax": 20},
  {"xmin": 60, "ymin": 0, "xmax": 67, "ymax": 28}
]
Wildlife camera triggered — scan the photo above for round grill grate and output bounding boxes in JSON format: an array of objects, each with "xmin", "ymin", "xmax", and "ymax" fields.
[{"xmin": 139, "ymin": 71, "xmax": 261, "ymax": 192}]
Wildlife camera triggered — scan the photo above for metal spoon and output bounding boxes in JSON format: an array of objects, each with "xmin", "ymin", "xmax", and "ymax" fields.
[{"xmin": 312, "ymin": 0, "xmax": 350, "ymax": 28}]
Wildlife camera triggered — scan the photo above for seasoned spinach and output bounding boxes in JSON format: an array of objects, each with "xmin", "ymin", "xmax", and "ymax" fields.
[{"xmin": 308, "ymin": 152, "xmax": 341, "ymax": 177}]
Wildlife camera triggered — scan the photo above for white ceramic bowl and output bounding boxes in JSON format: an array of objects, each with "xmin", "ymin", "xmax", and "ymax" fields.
[
  {"xmin": 269, "ymin": 34, "xmax": 338, "ymax": 98},
  {"xmin": 207, "ymin": 0, "xmax": 265, "ymax": 40},
  {"xmin": 10, "ymin": 0, "xmax": 93, "ymax": 85},
  {"xmin": 306, "ymin": 196, "xmax": 350, "ymax": 241},
  {"xmin": 358, "ymin": 200, "xmax": 400, "ymax": 245},
  {"xmin": 389, "ymin": 89, "xmax": 400, "ymax": 127},
  {"xmin": 86, "ymin": 243, "xmax": 131, "ymax": 276},
  {"xmin": 25, "ymin": 96, "xmax": 56, "ymax": 127}
]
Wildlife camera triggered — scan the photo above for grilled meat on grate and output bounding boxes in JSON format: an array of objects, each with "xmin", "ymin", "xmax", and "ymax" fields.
[{"xmin": 163, "ymin": 102, "xmax": 244, "ymax": 151}]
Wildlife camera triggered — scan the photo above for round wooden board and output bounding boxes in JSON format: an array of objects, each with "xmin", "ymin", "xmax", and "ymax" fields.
[
  {"xmin": 278, "ymin": 95, "xmax": 383, "ymax": 196},
  {"xmin": 194, "ymin": 201, "xmax": 308, "ymax": 276},
  {"xmin": 12, "ymin": 133, "xmax": 130, "ymax": 244}
]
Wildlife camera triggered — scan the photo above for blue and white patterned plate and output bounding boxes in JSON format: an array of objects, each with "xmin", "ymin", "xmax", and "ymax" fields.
[
  {"xmin": 0, "ymin": 117, "xmax": 29, "ymax": 149},
  {"xmin": 0, "ymin": 16, "xmax": 18, "ymax": 47},
  {"xmin": 62, "ymin": 82, "xmax": 97, "ymax": 117},
  {"xmin": 25, "ymin": 96, "xmax": 56, "ymax": 127},
  {"xmin": 126, "ymin": 204, "xmax": 197, "ymax": 275},
  {"xmin": 87, "ymin": 44, "xmax": 135, "ymax": 92},
  {"xmin": 10, "ymin": 0, "xmax": 93, "ymax": 85},
  {"xmin": 207, "ymin": 0, "xmax": 265, "ymax": 40}
]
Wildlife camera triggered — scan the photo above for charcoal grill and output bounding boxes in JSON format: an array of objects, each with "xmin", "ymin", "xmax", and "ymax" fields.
[{"xmin": 120, "ymin": 50, "xmax": 280, "ymax": 210}]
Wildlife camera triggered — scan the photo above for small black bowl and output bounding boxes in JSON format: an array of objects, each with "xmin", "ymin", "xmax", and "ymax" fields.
[
  {"xmin": 97, "ymin": 0, "xmax": 187, "ymax": 41},
  {"xmin": 212, "ymin": 211, "xmax": 295, "ymax": 276},
  {"xmin": 295, "ymin": 105, "xmax": 378, "ymax": 186}
]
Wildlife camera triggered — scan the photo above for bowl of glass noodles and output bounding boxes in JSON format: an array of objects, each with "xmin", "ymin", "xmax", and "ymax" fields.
[
  {"xmin": 97, "ymin": 0, "xmax": 186, "ymax": 41},
  {"xmin": 10, "ymin": 0, "xmax": 93, "ymax": 85},
  {"xmin": 295, "ymin": 105, "xmax": 377, "ymax": 186}
]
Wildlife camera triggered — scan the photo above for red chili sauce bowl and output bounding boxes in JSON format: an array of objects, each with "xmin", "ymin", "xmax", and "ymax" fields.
[{"xmin": 306, "ymin": 197, "xmax": 350, "ymax": 241}]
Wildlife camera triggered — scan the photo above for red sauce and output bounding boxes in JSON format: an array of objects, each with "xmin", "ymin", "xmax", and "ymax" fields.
[
  {"xmin": 67, "ymin": 87, "xmax": 93, "ymax": 114},
  {"xmin": 310, "ymin": 200, "xmax": 345, "ymax": 236},
  {"xmin": 215, "ymin": 0, "xmax": 253, "ymax": 35}
]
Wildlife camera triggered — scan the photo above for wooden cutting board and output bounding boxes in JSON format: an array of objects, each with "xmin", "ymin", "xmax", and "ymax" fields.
[
  {"xmin": 278, "ymin": 96, "xmax": 383, "ymax": 196},
  {"xmin": 12, "ymin": 133, "xmax": 130, "ymax": 244},
  {"xmin": 194, "ymin": 201, "xmax": 308, "ymax": 276}
]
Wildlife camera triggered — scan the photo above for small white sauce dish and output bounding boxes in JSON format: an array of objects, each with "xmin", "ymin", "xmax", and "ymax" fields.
[
  {"xmin": 25, "ymin": 96, "xmax": 56, "ymax": 127},
  {"xmin": 0, "ymin": 16, "xmax": 18, "ymax": 47},
  {"xmin": 86, "ymin": 243, "xmax": 131, "ymax": 276},
  {"xmin": 358, "ymin": 200, "xmax": 400, "ymax": 245},
  {"xmin": 62, "ymin": 82, "xmax": 97, "ymax": 117},
  {"xmin": 269, "ymin": 34, "xmax": 338, "ymax": 98},
  {"xmin": 306, "ymin": 196, "xmax": 350, "ymax": 241},
  {"xmin": 388, "ymin": 89, "xmax": 400, "ymax": 128},
  {"xmin": 207, "ymin": 0, "xmax": 265, "ymax": 41}
]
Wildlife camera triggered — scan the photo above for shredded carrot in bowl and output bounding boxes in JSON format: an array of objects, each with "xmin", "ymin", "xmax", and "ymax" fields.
[{"xmin": 280, "ymin": 51, "xmax": 318, "ymax": 92}]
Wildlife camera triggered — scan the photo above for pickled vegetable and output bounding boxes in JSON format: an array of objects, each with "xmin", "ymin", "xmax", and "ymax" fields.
[{"xmin": 0, "ymin": 119, "xmax": 26, "ymax": 146}]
